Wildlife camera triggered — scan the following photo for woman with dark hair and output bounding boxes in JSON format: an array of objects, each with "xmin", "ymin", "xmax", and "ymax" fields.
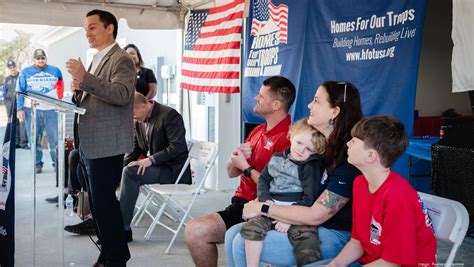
[
  {"xmin": 225, "ymin": 81, "xmax": 363, "ymax": 266},
  {"xmin": 124, "ymin": 44, "xmax": 157, "ymax": 100}
]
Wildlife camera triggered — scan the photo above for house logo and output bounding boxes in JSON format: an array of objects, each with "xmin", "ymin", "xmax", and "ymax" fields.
[{"xmin": 244, "ymin": 0, "xmax": 288, "ymax": 77}]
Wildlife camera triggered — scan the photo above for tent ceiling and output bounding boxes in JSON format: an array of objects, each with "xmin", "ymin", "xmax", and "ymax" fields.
[{"xmin": 0, "ymin": 0, "xmax": 213, "ymax": 29}]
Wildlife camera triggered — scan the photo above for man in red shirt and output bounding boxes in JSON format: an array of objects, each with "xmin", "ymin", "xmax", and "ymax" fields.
[
  {"xmin": 184, "ymin": 76, "xmax": 296, "ymax": 267},
  {"xmin": 328, "ymin": 116, "xmax": 436, "ymax": 267}
]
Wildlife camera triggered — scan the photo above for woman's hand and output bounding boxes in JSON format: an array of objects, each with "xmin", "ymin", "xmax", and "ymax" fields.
[
  {"xmin": 274, "ymin": 221, "xmax": 291, "ymax": 233},
  {"xmin": 242, "ymin": 200, "xmax": 262, "ymax": 220}
]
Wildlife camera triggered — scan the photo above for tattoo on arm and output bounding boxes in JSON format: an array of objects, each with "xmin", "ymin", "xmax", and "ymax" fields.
[{"xmin": 316, "ymin": 190, "xmax": 350, "ymax": 216}]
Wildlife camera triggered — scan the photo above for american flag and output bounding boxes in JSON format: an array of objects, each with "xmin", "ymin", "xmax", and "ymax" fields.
[
  {"xmin": 180, "ymin": 0, "xmax": 244, "ymax": 93},
  {"xmin": 251, "ymin": 0, "xmax": 288, "ymax": 43},
  {"xmin": 0, "ymin": 96, "xmax": 16, "ymax": 266}
]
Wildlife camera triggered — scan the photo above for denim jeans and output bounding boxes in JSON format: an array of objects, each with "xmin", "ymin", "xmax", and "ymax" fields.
[
  {"xmin": 225, "ymin": 222, "xmax": 351, "ymax": 267},
  {"xmin": 24, "ymin": 108, "xmax": 58, "ymax": 167}
]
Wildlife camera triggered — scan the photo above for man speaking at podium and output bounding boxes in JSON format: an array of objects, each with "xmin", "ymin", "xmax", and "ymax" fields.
[{"xmin": 66, "ymin": 9, "xmax": 134, "ymax": 267}]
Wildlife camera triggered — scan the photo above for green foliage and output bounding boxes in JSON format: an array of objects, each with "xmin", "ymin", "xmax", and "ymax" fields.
[{"xmin": 0, "ymin": 30, "xmax": 33, "ymax": 82}]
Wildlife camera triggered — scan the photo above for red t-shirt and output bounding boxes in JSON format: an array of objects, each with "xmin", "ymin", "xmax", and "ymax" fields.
[
  {"xmin": 352, "ymin": 171, "xmax": 436, "ymax": 266},
  {"xmin": 234, "ymin": 115, "xmax": 291, "ymax": 201}
]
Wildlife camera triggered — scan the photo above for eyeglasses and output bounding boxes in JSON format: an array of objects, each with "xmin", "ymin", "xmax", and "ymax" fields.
[
  {"xmin": 337, "ymin": 82, "xmax": 347, "ymax": 103},
  {"xmin": 35, "ymin": 57, "xmax": 46, "ymax": 60}
]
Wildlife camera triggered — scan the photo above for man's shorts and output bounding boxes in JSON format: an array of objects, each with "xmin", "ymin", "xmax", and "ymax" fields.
[{"xmin": 217, "ymin": 196, "xmax": 248, "ymax": 229}]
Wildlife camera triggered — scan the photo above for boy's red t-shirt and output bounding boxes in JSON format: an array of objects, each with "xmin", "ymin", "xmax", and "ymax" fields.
[{"xmin": 351, "ymin": 171, "xmax": 436, "ymax": 266}]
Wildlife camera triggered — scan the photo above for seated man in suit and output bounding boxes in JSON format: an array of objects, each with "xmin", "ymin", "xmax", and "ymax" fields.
[{"xmin": 119, "ymin": 92, "xmax": 191, "ymax": 241}]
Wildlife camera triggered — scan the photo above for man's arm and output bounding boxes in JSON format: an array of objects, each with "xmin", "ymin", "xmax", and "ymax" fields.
[
  {"xmin": 227, "ymin": 148, "xmax": 261, "ymax": 184},
  {"xmin": 145, "ymin": 83, "xmax": 157, "ymax": 100},
  {"xmin": 327, "ymin": 238, "xmax": 364, "ymax": 267},
  {"xmin": 123, "ymin": 125, "xmax": 143, "ymax": 166},
  {"xmin": 80, "ymin": 55, "xmax": 135, "ymax": 106},
  {"xmin": 148, "ymin": 110, "xmax": 187, "ymax": 165}
]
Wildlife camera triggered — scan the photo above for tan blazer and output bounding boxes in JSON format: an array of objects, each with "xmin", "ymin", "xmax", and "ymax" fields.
[{"xmin": 74, "ymin": 44, "xmax": 135, "ymax": 159}]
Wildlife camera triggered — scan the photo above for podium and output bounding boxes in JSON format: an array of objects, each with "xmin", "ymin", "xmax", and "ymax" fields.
[{"xmin": 18, "ymin": 91, "xmax": 85, "ymax": 266}]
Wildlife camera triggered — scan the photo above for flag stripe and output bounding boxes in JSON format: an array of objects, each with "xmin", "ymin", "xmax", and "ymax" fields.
[
  {"xmin": 193, "ymin": 33, "xmax": 242, "ymax": 44},
  {"xmin": 181, "ymin": 76, "xmax": 240, "ymax": 87},
  {"xmin": 182, "ymin": 56, "xmax": 240, "ymax": 65},
  {"xmin": 204, "ymin": 11, "xmax": 244, "ymax": 27},
  {"xmin": 181, "ymin": 82, "xmax": 240, "ymax": 93},
  {"xmin": 192, "ymin": 41, "xmax": 241, "ymax": 52},
  {"xmin": 199, "ymin": 26, "xmax": 242, "ymax": 39},
  {"xmin": 182, "ymin": 69, "xmax": 240, "ymax": 79},
  {"xmin": 183, "ymin": 48, "xmax": 241, "ymax": 59},
  {"xmin": 182, "ymin": 62, "xmax": 241, "ymax": 72},
  {"xmin": 200, "ymin": 17, "xmax": 242, "ymax": 34},
  {"xmin": 208, "ymin": 0, "xmax": 242, "ymax": 15}
]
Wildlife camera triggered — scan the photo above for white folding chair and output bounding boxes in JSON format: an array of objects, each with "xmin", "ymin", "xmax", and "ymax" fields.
[
  {"xmin": 418, "ymin": 192, "xmax": 470, "ymax": 267},
  {"xmin": 143, "ymin": 141, "xmax": 218, "ymax": 253},
  {"xmin": 131, "ymin": 141, "xmax": 194, "ymax": 226}
]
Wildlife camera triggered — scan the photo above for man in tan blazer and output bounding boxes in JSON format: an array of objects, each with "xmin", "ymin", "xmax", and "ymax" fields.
[{"xmin": 66, "ymin": 9, "xmax": 134, "ymax": 267}]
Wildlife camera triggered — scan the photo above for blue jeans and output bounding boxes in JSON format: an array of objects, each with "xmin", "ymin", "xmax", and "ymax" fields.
[
  {"xmin": 24, "ymin": 108, "xmax": 58, "ymax": 167},
  {"xmin": 225, "ymin": 222, "xmax": 351, "ymax": 267}
]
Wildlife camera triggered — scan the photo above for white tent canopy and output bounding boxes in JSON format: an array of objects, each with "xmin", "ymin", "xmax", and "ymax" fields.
[{"xmin": 0, "ymin": 0, "xmax": 213, "ymax": 29}]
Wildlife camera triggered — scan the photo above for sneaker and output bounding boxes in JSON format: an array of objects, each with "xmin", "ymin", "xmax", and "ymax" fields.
[
  {"xmin": 64, "ymin": 218, "xmax": 96, "ymax": 235},
  {"xmin": 35, "ymin": 166, "xmax": 42, "ymax": 174},
  {"xmin": 45, "ymin": 196, "xmax": 59, "ymax": 203}
]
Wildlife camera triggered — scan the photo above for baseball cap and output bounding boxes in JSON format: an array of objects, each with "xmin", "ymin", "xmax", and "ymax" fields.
[
  {"xmin": 33, "ymin": 49, "xmax": 47, "ymax": 59},
  {"xmin": 7, "ymin": 60, "xmax": 16, "ymax": 68}
]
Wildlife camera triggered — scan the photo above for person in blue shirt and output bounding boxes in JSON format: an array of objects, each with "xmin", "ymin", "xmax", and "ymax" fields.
[{"xmin": 16, "ymin": 49, "xmax": 64, "ymax": 174}]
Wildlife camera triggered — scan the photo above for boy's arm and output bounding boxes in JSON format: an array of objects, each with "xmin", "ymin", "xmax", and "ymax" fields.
[
  {"xmin": 294, "ymin": 161, "xmax": 320, "ymax": 206},
  {"xmin": 327, "ymin": 238, "xmax": 364, "ymax": 267},
  {"xmin": 257, "ymin": 165, "xmax": 273, "ymax": 202}
]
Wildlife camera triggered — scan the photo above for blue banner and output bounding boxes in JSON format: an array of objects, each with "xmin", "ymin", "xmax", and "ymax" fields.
[
  {"xmin": 243, "ymin": 0, "xmax": 426, "ymax": 176},
  {"xmin": 0, "ymin": 101, "xmax": 16, "ymax": 267}
]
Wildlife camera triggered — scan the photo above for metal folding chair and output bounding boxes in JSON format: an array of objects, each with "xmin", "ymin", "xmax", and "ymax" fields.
[
  {"xmin": 418, "ymin": 192, "xmax": 470, "ymax": 267},
  {"xmin": 143, "ymin": 141, "xmax": 218, "ymax": 253}
]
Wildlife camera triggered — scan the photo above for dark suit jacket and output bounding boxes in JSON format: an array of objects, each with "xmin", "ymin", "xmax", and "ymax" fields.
[
  {"xmin": 74, "ymin": 44, "xmax": 135, "ymax": 159},
  {"xmin": 124, "ymin": 102, "xmax": 191, "ymax": 184}
]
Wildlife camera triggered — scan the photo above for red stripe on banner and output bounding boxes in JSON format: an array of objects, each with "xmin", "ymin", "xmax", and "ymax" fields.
[
  {"xmin": 208, "ymin": 0, "xmax": 243, "ymax": 15},
  {"xmin": 181, "ymin": 82, "xmax": 240, "ymax": 93},
  {"xmin": 192, "ymin": 41, "xmax": 241, "ymax": 51},
  {"xmin": 204, "ymin": 11, "xmax": 244, "ymax": 27},
  {"xmin": 199, "ymin": 26, "xmax": 242, "ymax": 39},
  {"xmin": 182, "ymin": 69, "xmax": 240, "ymax": 79},
  {"xmin": 182, "ymin": 56, "xmax": 240, "ymax": 65}
]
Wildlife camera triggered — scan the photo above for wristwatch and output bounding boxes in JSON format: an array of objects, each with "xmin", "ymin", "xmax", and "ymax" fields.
[
  {"xmin": 261, "ymin": 203, "xmax": 271, "ymax": 216},
  {"xmin": 243, "ymin": 166, "xmax": 254, "ymax": 178}
]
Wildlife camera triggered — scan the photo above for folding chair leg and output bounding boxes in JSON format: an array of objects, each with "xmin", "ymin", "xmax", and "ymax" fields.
[
  {"xmin": 445, "ymin": 243, "xmax": 460, "ymax": 267},
  {"xmin": 144, "ymin": 197, "xmax": 169, "ymax": 240},
  {"xmin": 132, "ymin": 192, "xmax": 154, "ymax": 226},
  {"xmin": 165, "ymin": 194, "xmax": 198, "ymax": 254}
]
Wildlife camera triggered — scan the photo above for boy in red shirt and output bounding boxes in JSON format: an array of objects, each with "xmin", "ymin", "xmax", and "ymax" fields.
[{"xmin": 328, "ymin": 115, "xmax": 436, "ymax": 267}]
